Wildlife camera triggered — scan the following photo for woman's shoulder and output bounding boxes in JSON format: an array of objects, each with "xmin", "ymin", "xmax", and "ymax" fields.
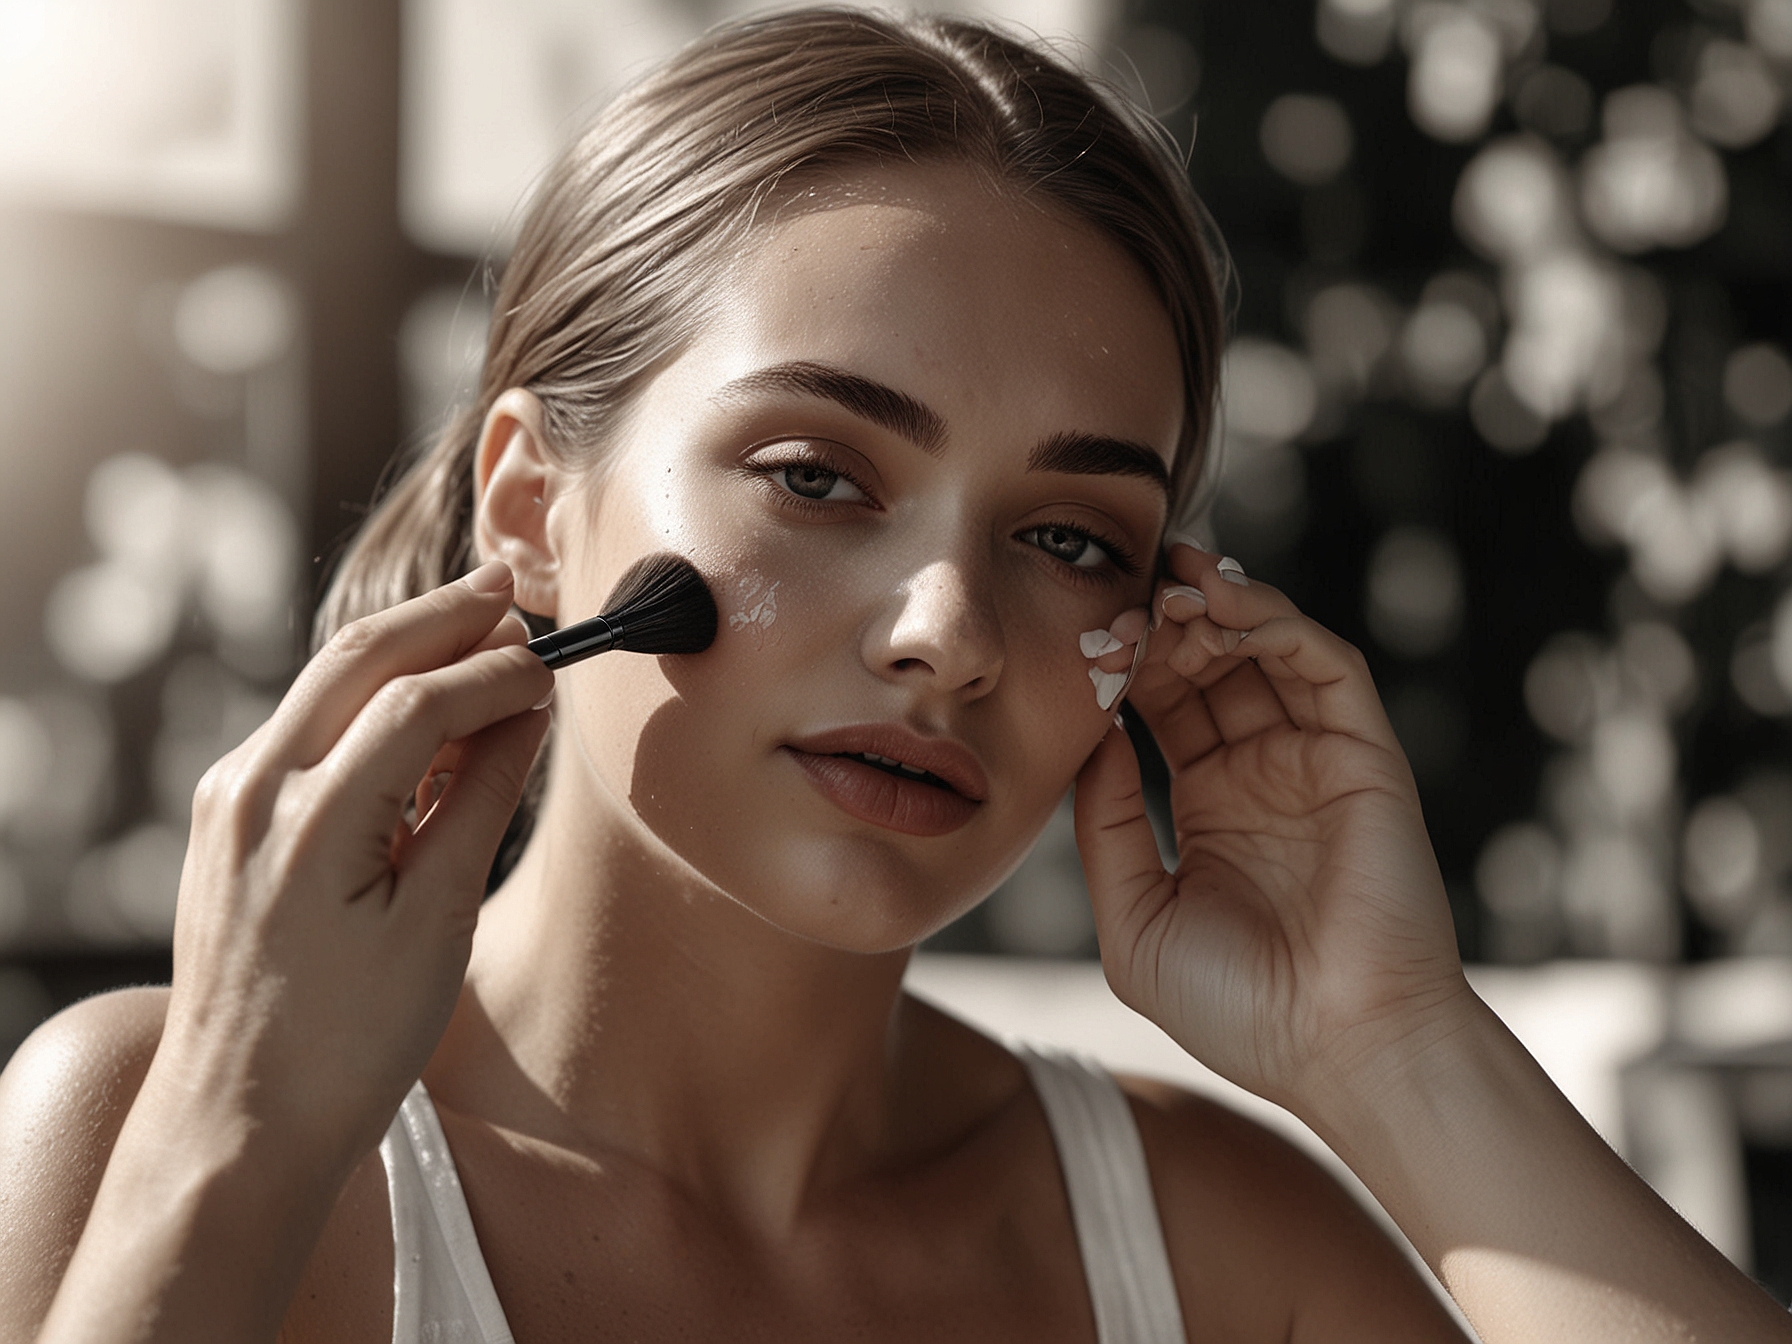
[
  {"xmin": 0, "ymin": 986, "xmax": 171, "ymax": 1337},
  {"xmin": 1112, "ymin": 1071, "xmax": 1468, "ymax": 1341},
  {"xmin": 0, "ymin": 984, "xmax": 172, "ymax": 1171},
  {"xmin": 1, "ymin": 982, "xmax": 170, "ymax": 1091},
  {"xmin": 0, "ymin": 988, "xmax": 392, "ymax": 1343}
]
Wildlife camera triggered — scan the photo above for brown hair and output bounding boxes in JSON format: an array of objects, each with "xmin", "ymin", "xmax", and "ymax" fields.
[{"xmin": 314, "ymin": 6, "xmax": 1228, "ymax": 647}]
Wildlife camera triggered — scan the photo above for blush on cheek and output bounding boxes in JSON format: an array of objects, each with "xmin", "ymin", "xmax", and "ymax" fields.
[{"xmin": 727, "ymin": 569, "xmax": 782, "ymax": 647}]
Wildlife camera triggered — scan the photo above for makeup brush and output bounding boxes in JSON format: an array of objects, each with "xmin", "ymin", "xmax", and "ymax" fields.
[{"xmin": 526, "ymin": 552, "xmax": 718, "ymax": 670}]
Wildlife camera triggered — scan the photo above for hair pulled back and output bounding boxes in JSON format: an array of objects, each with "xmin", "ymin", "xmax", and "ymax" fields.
[{"xmin": 314, "ymin": 5, "xmax": 1228, "ymax": 649}]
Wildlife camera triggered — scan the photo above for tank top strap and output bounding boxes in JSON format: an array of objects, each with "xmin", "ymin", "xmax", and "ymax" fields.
[
  {"xmin": 379, "ymin": 1080, "xmax": 516, "ymax": 1344},
  {"xmin": 1016, "ymin": 1043, "xmax": 1189, "ymax": 1344}
]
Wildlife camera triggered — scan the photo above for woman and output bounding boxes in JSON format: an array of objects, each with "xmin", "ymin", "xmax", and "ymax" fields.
[{"xmin": 3, "ymin": 10, "xmax": 1786, "ymax": 1342}]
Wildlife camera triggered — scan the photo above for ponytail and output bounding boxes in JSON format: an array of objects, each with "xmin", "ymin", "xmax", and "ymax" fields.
[{"xmin": 311, "ymin": 404, "xmax": 481, "ymax": 652}]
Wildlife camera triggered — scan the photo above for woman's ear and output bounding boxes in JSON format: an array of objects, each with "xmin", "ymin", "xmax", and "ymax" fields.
[{"xmin": 473, "ymin": 388, "xmax": 562, "ymax": 619}]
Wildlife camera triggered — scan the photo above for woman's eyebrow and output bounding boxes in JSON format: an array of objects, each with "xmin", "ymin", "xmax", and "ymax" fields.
[
  {"xmin": 714, "ymin": 362, "xmax": 1170, "ymax": 497},
  {"xmin": 1028, "ymin": 430, "xmax": 1171, "ymax": 498},
  {"xmin": 714, "ymin": 361, "xmax": 947, "ymax": 456}
]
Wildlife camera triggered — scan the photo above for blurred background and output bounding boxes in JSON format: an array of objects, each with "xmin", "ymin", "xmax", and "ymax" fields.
[{"xmin": 0, "ymin": 0, "xmax": 1789, "ymax": 1314}]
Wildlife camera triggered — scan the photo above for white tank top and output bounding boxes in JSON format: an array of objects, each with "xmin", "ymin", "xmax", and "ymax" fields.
[{"xmin": 378, "ymin": 1045, "xmax": 1188, "ymax": 1343}]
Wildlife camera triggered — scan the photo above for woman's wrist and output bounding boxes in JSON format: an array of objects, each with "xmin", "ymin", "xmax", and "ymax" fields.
[
  {"xmin": 1284, "ymin": 973, "xmax": 1493, "ymax": 1142},
  {"xmin": 1203, "ymin": 960, "xmax": 1488, "ymax": 1142}
]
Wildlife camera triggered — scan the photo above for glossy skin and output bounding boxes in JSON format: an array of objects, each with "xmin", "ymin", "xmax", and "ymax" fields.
[{"xmin": 4, "ymin": 163, "xmax": 1787, "ymax": 1344}]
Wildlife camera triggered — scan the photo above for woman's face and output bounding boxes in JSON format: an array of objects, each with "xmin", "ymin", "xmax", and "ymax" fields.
[{"xmin": 540, "ymin": 161, "xmax": 1183, "ymax": 952}]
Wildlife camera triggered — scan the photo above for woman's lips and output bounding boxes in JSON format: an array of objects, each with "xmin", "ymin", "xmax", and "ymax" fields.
[{"xmin": 783, "ymin": 748, "xmax": 983, "ymax": 837}]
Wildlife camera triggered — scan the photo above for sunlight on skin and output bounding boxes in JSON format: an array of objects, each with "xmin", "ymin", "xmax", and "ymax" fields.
[{"xmin": 1444, "ymin": 1249, "xmax": 1698, "ymax": 1343}]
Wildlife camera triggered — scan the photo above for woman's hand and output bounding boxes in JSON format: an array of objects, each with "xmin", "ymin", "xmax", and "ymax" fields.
[
  {"xmin": 31, "ymin": 561, "xmax": 553, "ymax": 1344},
  {"xmin": 1075, "ymin": 541, "xmax": 1472, "ymax": 1114},
  {"xmin": 1078, "ymin": 545, "xmax": 1792, "ymax": 1342},
  {"xmin": 154, "ymin": 560, "xmax": 553, "ymax": 1171}
]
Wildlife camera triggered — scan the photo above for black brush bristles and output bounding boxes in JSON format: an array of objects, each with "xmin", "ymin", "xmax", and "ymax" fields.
[
  {"xmin": 526, "ymin": 553, "xmax": 718, "ymax": 670},
  {"xmin": 600, "ymin": 553, "xmax": 718, "ymax": 654}
]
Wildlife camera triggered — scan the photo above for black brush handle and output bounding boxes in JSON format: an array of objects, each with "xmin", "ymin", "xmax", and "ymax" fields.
[{"xmin": 527, "ymin": 614, "xmax": 620, "ymax": 670}]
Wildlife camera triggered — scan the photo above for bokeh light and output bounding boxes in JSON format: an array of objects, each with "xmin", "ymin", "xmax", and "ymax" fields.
[
  {"xmin": 1221, "ymin": 338, "xmax": 1319, "ymax": 442},
  {"xmin": 1365, "ymin": 525, "xmax": 1463, "ymax": 658},
  {"xmin": 1316, "ymin": 0, "xmax": 1396, "ymax": 66},
  {"xmin": 1259, "ymin": 93, "xmax": 1354, "ymax": 185},
  {"xmin": 1400, "ymin": 294, "xmax": 1488, "ymax": 405},
  {"xmin": 1405, "ymin": 6, "xmax": 1506, "ymax": 143},
  {"xmin": 1682, "ymin": 795, "xmax": 1762, "ymax": 932},
  {"xmin": 1687, "ymin": 39, "xmax": 1782, "ymax": 151},
  {"xmin": 1454, "ymin": 137, "xmax": 1573, "ymax": 263},
  {"xmin": 65, "ymin": 823, "xmax": 186, "ymax": 945},
  {"xmin": 1749, "ymin": 0, "xmax": 1792, "ymax": 62},
  {"xmin": 1512, "ymin": 64, "xmax": 1594, "ymax": 140},
  {"xmin": 1580, "ymin": 86, "xmax": 1728, "ymax": 254},
  {"xmin": 0, "ymin": 0, "xmax": 1788, "ymax": 1289},
  {"xmin": 1301, "ymin": 282, "xmax": 1397, "ymax": 395},
  {"xmin": 1724, "ymin": 344, "xmax": 1792, "ymax": 428},
  {"xmin": 172, "ymin": 265, "xmax": 295, "ymax": 376}
]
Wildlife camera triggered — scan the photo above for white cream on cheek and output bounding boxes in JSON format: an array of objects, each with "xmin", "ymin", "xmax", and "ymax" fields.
[{"xmin": 727, "ymin": 569, "xmax": 782, "ymax": 647}]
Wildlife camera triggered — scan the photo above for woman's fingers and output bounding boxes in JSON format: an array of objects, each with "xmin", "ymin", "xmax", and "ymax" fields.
[
  {"xmin": 1125, "ymin": 644, "xmax": 1223, "ymax": 762},
  {"xmin": 1073, "ymin": 721, "xmax": 1175, "ymax": 960},
  {"xmin": 303, "ymin": 641, "xmax": 552, "ymax": 884},
  {"xmin": 1133, "ymin": 545, "xmax": 1400, "ymax": 758},
  {"xmin": 413, "ymin": 739, "xmax": 466, "ymax": 827},
  {"xmin": 400, "ymin": 706, "xmax": 551, "ymax": 922},
  {"xmin": 260, "ymin": 563, "xmax": 526, "ymax": 770},
  {"xmin": 1237, "ymin": 616, "xmax": 1403, "ymax": 753},
  {"xmin": 1162, "ymin": 546, "xmax": 1296, "ymax": 635}
]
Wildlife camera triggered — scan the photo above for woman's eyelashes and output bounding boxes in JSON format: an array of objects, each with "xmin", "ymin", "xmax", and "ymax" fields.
[
  {"xmin": 744, "ymin": 442, "xmax": 877, "ymax": 510},
  {"xmin": 741, "ymin": 440, "xmax": 1140, "ymax": 581},
  {"xmin": 1019, "ymin": 522, "xmax": 1139, "ymax": 579}
]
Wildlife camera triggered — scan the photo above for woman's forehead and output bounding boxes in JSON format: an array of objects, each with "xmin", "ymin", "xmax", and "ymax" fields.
[{"xmin": 684, "ymin": 161, "xmax": 1184, "ymax": 461}]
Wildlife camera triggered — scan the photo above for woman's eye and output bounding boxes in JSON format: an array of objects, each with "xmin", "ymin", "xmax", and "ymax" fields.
[
  {"xmin": 1024, "ymin": 524, "xmax": 1110, "ymax": 569},
  {"xmin": 770, "ymin": 462, "xmax": 867, "ymax": 503}
]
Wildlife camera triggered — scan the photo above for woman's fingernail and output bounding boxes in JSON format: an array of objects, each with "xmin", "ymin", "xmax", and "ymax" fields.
[
  {"xmin": 1113, "ymin": 713, "xmax": 1126, "ymax": 731},
  {"xmin": 1222, "ymin": 628, "xmax": 1243, "ymax": 652},
  {"xmin": 1217, "ymin": 556, "xmax": 1249, "ymax": 586},
  {"xmin": 1108, "ymin": 608, "xmax": 1149, "ymax": 646},
  {"xmin": 1089, "ymin": 666, "xmax": 1129, "ymax": 711},
  {"xmin": 1079, "ymin": 628, "xmax": 1123, "ymax": 658},
  {"xmin": 1161, "ymin": 585, "xmax": 1207, "ymax": 621},
  {"xmin": 1165, "ymin": 529, "xmax": 1208, "ymax": 553},
  {"xmin": 532, "ymin": 684, "xmax": 556, "ymax": 711},
  {"xmin": 464, "ymin": 560, "xmax": 513, "ymax": 593}
]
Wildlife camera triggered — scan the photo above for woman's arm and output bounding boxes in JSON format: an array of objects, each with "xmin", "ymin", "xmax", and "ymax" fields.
[
  {"xmin": 1077, "ymin": 542, "xmax": 1791, "ymax": 1344},
  {"xmin": 1307, "ymin": 990, "xmax": 1783, "ymax": 1341},
  {"xmin": 13, "ymin": 563, "xmax": 551, "ymax": 1344}
]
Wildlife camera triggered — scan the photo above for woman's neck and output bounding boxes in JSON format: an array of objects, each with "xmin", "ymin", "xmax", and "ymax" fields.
[{"xmin": 424, "ymin": 771, "xmax": 931, "ymax": 1235}]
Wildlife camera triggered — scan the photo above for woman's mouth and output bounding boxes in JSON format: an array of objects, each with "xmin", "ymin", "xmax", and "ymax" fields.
[{"xmin": 781, "ymin": 727, "xmax": 987, "ymax": 837}]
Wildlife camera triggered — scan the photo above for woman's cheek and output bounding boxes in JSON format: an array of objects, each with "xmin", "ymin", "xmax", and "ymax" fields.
[{"xmin": 723, "ymin": 567, "xmax": 784, "ymax": 647}]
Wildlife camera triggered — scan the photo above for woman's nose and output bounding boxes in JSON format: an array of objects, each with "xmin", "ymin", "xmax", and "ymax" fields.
[{"xmin": 865, "ymin": 558, "xmax": 1004, "ymax": 698}]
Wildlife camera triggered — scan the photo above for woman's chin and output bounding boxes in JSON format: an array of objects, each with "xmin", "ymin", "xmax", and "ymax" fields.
[{"xmin": 714, "ymin": 857, "xmax": 986, "ymax": 956}]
